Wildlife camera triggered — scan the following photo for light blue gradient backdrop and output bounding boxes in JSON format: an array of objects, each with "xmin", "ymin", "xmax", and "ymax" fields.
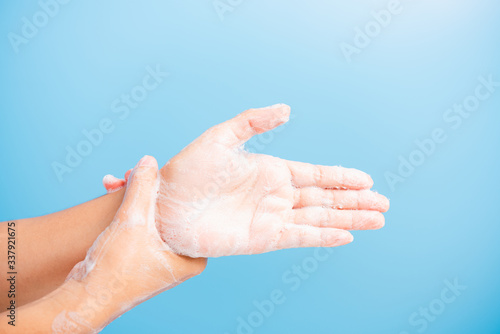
[{"xmin": 1, "ymin": 1, "xmax": 499, "ymax": 333}]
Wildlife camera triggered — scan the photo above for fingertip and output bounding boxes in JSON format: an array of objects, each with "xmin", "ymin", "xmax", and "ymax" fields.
[
  {"xmin": 124, "ymin": 169, "xmax": 132, "ymax": 182},
  {"xmin": 102, "ymin": 174, "xmax": 119, "ymax": 185},
  {"xmin": 363, "ymin": 172, "xmax": 374, "ymax": 189},
  {"xmin": 375, "ymin": 214, "xmax": 386, "ymax": 230},
  {"xmin": 324, "ymin": 229, "xmax": 354, "ymax": 247},
  {"xmin": 272, "ymin": 103, "xmax": 291, "ymax": 121},
  {"xmin": 339, "ymin": 230, "xmax": 354, "ymax": 246},
  {"xmin": 337, "ymin": 168, "xmax": 374, "ymax": 190},
  {"xmin": 370, "ymin": 192, "xmax": 390, "ymax": 212},
  {"xmin": 269, "ymin": 103, "xmax": 291, "ymax": 124},
  {"xmin": 252, "ymin": 103, "xmax": 291, "ymax": 126},
  {"xmin": 135, "ymin": 155, "xmax": 158, "ymax": 169},
  {"xmin": 352, "ymin": 211, "xmax": 385, "ymax": 230},
  {"xmin": 369, "ymin": 212, "xmax": 386, "ymax": 230},
  {"xmin": 341, "ymin": 231, "xmax": 354, "ymax": 244},
  {"xmin": 102, "ymin": 174, "xmax": 125, "ymax": 193},
  {"xmin": 380, "ymin": 196, "xmax": 390, "ymax": 213},
  {"xmin": 128, "ymin": 155, "xmax": 159, "ymax": 187}
]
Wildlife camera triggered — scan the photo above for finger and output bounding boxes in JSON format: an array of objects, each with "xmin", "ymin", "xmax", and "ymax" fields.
[
  {"xmin": 124, "ymin": 169, "xmax": 132, "ymax": 183},
  {"xmin": 294, "ymin": 188, "xmax": 390, "ymax": 212},
  {"xmin": 103, "ymin": 174, "xmax": 126, "ymax": 193},
  {"xmin": 276, "ymin": 224, "xmax": 353, "ymax": 250},
  {"xmin": 293, "ymin": 207, "xmax": 385, "ymax": 230},
  {"xmin": 210, "ymin": 104, "xmax": 291, "ymax": 147},
  {"xmin": 102, "ymin": 169, "xmax": 133, "ymax": 193},
  {"xmin": 287, "ymin": 161, "xmax": 373, "ymax": 190},
  {"xmin": 115, "ymin": 155, "xmax": 159, "ymax": 224}
]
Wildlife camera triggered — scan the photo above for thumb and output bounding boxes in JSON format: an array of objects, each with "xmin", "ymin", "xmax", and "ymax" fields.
[
  {"xmin": 115, "ymin": 155, "xmax": 159, "ymax": 225},
  {"xmin": 212, "ymin": 103, "xmax": 291, "ymax": 147}
]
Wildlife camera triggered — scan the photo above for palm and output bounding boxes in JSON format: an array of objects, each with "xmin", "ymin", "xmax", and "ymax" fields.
[
  {"xmin": 155, "ymin": 105, "xmax": 389, "ymax": 258},
  {"xmin": 159, "ymin": 145, "xmax": 296, "ymax": 257}
]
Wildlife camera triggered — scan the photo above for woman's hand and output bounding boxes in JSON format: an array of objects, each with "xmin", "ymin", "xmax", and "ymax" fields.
[
  {"xmin": 57, "ymin": 155, "xmax": 206, "ymax": 333},
  {"xmin": 104, "ymin": 104, "xmax": 389, "ymax": 258}
]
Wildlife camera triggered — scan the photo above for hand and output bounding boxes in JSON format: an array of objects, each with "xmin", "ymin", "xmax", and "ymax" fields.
[
  {"xmin": 104, "ymin": 104, "xmax": 389, "ymax": 258},
  {"xmin": 59, "ymin": 156, "xmax": 206, "ymax": 332}
]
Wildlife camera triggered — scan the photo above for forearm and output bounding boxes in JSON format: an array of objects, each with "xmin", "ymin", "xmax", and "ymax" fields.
[
  {"xmin": 0, "ymin": 255, "xmax": 200, "ymax": 333},
  {"xmin": 0, "ymin": 188, "xmax": 125, "ymax": 308},
  {"xmin": 0, "ymin": 279, "xmax": 120, "ymax": 333}
]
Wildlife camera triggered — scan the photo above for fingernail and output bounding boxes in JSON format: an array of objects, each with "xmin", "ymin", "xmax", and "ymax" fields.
[{"xmin": 136, "ymin": 155, "xmax": 156, "ymax": 168}]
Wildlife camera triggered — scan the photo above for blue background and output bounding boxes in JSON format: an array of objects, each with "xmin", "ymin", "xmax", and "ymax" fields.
[{"xmin": 1, "ymin": 0, "xmax": 499, "ymax": 333}]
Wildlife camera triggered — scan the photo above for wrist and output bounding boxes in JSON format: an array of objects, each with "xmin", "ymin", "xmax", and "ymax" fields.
[{"xmin": 51, "ymin": 278, "xmax": 124, "ymax": 333}]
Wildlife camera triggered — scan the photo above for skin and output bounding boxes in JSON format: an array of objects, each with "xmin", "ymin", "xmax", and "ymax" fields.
[
  {"xmin": 0, "ymin": 104, "xmax": 389, "ymax": 314},
  {"xmin": 0, "ymin": 156, "xmax": 206, "ymax": 333},
  {"xmin": 0, "ymin": 190, "xmax": 126, "ymax": 308},
  {"xmin": 105, "ymin": 104, "xmax": 390, "ymax": 257}
]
